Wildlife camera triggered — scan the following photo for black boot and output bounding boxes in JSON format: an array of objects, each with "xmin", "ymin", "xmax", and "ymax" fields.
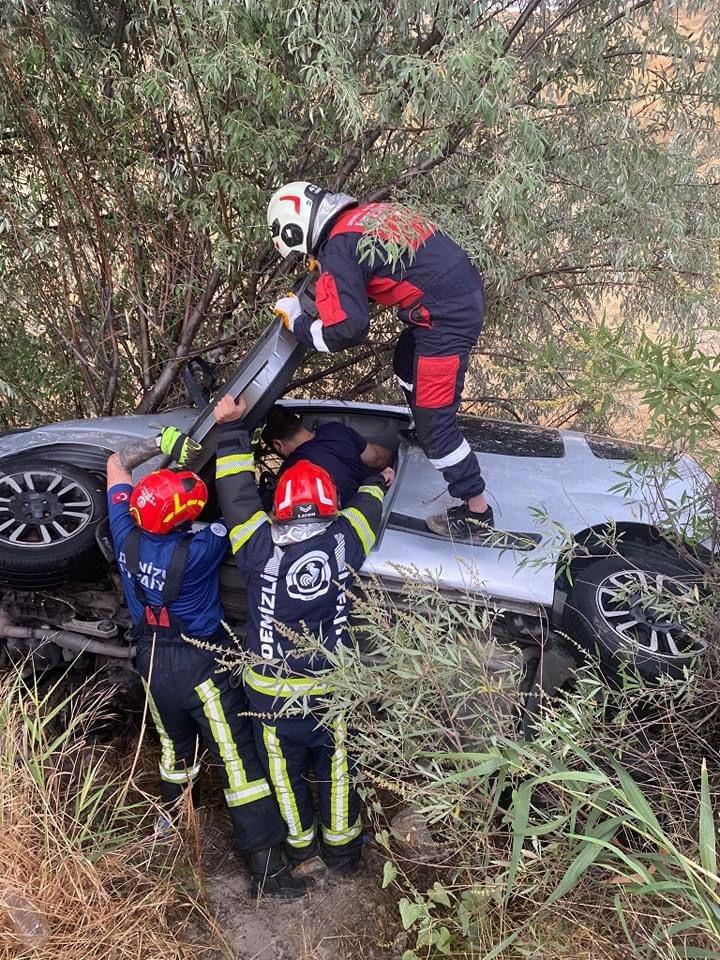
[{"xmin": 246, "ymin": 845, "xmax": 310, "ymax": 901}]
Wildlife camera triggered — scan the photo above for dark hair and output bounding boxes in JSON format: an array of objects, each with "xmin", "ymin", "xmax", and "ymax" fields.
[{"xmin": 261, "ymin": 405, "xmax": 304, "ymax": 446}]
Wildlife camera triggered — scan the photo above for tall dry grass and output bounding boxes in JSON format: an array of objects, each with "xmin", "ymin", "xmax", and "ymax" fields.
[{"xmin": 0, "ymin": 667, "xmax": 219, "ymax": 959}]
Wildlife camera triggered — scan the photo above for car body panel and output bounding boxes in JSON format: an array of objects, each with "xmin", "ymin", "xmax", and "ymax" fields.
[
  {"xmin": 179, "ymin": 322, "xmax": 306, "ymax": 456},
  {"xmin": 0, "ymin": 321, "xmax": 711, "ymax": 615},
  {"xmin": 361, "ymin": 429, "xmax": 696, "ymax": 612}
]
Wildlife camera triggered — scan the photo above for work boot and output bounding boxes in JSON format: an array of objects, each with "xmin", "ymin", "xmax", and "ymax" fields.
[
  {"xmin": 426, "ymin": 503, "xmax": 495, "ymax": 540},
  {"xmin": 247, "ymin": 845, "xmax": 310, "ymax": 901},
  {"xmin": 284, "ymin": 838, "xmax": 320, "ymax": 867},
  {"xmin": 285, "ymin": 839, "xmax": 328, "ymax": 882}
]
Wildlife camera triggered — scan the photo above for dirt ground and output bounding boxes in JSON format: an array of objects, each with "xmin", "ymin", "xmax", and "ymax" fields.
[{"xmin": 197, "ymin": 814, "xmax": 405, "ymax": 960}]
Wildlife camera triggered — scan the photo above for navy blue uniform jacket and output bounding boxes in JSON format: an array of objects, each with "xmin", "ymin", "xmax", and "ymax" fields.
[
  {"xmin": 107, "ymin": 483, "xmax": 228, "ymax": 637},
  {"xmin": 214, "ymin": 421, "xmax": 385, "ymax": 714}
]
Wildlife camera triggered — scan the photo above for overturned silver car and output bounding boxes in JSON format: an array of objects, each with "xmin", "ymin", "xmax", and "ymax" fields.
[{"xmin": 0, "ymin": 323, "xmax": 711, "ymax": 691}]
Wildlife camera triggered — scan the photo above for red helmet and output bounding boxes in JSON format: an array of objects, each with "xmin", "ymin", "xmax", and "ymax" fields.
[
  {"xmin": 129, "ymin": 469, "xmax": 207, "ymax": 534},
  {"xmin": 273, "ymin": 460, "xmax": 338, "ymax": 523}
]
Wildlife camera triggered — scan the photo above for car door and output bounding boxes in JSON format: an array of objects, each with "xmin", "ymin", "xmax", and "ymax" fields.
[{"xmin": 160, "ymin": 321, "xmax": 305, "ymax": 473}]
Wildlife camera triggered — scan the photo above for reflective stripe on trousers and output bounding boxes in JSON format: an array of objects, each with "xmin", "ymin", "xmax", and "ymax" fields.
[{"xmin": 196, "ymin": 678, "xmax": 272, "ymax": 807}]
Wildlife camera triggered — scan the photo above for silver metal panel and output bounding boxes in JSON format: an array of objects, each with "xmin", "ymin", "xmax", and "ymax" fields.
[
  {"xmin": 0, "ymin": 317, "xmax": 711, "ymax": 612},
  {"xmin": 0, "ymin": 409, "xmax": 197, "ymax": 463}
]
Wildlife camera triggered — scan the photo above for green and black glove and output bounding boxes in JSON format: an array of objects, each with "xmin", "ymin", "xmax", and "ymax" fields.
[{"xmin": 159, "ymin": 426, "xmax": 202, "ymax": 468}]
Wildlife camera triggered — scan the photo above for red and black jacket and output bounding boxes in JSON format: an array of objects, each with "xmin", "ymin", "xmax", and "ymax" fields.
[{"xmin": 293, "ymin": 203, "xmax": 485, "ymax": 353}]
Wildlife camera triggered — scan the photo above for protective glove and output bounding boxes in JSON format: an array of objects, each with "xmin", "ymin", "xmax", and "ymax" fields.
[
  {"xmin": 159, "ymin": 426, "xmax": 202, "ymax": 468},
  {"xmin": 273, "ymin": 293, "xmax": 302, "ymax": 333}
]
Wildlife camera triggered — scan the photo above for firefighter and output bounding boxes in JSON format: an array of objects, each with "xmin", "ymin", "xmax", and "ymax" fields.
[
  {"xmin": 267, "ymin": 181, "xmax": 492, "ymax": 541},
  {"xmin": 106, "ymin": 426, "xmax": 307, "ymax": 900},
  {"xmin": 213, "ymin": 393, "xmax": 389, "ymax": 874},
  {"xmin": 261, "ymin": 403, "xmax": 393, "ymax": 508}
]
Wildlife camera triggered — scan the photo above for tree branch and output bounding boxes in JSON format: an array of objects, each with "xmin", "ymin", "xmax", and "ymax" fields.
[
  {"xmin": 284, "ymin": 341, "xmax": 396, "ymax": 394},
  {"xmin": 365, "ymin": 0, "xmax": 548, "ymax": 201},
  {"xmin": 135, "ymin": 266, "xmax": 223, "ymax": 413},
  {"xmin": 333, "ymin": 19, "xmax": 446, "ymax": 194}
]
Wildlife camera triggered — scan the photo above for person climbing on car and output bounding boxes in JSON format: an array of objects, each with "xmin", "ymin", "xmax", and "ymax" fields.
[
  {"xmin": 267, "ymin": 181, "xmax": 491, "ymax": 541},
  {"xmin": 260, "ymin": 403, "xmax": 394, "ymax": 509},
  {"xmin": 213, "ymin": 392, "xmax": 389, "ymax": 875},
  {"xmin": 105, "ymin": 426, "xmax": 307, "ymax": 901}
]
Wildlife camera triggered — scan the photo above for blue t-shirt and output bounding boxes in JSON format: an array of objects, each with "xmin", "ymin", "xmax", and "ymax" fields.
[
  {"xmin": 278, "ymin": 422, "xmax": 367, "ymax": 507},
  {"xmin": 107, "ymin": 484, "xmax": 229, "ymax": 638}
]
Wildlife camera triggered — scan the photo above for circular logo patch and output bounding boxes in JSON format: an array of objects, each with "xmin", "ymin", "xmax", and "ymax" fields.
[
  {"xmin": 285, "ymin": 550, "xmax": 332, "ymax": 602},
  {"xmin": 210, "ymin": 522, "xmax": 227, "ymax": 537}
]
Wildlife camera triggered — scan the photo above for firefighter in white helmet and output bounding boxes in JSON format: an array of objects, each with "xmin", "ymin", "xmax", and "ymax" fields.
[{"xmin": 266, "ymin": 181, "xmax": 492, "ymax": 542}]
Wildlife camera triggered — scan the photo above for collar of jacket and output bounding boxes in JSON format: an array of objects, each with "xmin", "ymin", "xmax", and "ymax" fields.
[{"xmin": 270, "ymin": 520, "xmax": 332, "ymax": 546}]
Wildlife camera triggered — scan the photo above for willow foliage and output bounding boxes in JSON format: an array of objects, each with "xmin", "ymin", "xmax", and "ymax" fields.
[{"xmin": 0, "ymin": 1, "xmax": 718, "ymax": 423}]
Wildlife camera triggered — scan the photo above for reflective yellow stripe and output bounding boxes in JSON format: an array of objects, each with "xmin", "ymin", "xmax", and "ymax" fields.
[
  {"xmin": 160, "ymin": 763, "xmax": 201, "ymax": 784},
  {"xmin": 261, "ymin": 723, "xmax": 305, "ymax": 839},
  {"xmin": 286, "ymin": 825, "xmax": 316, "ymax": 849},
  {"xmin": 216, "ymin": 453, "xmax": 255, "ymax": 479},
  {"xmin": 196, "ymin": 679, "xmax": 271, "ymax": 807},
  {"xmin": 229, "ymin": 511, "xmax": 269, "ymax": 552},
  {"xmin": 225, "ymin": 782, "xmax": 273, "ymax": 805},
  {"xmin": 340, "ymin": 506, "xmax": 376, "ymax": 556},
  {"xmin": 358, "ymin": 484, "xmax": 384, "ymax": 504},
  {"xmin": 143, "ymin": 679, "xmax": 201, "ymax": 785},
  {"xmin": 244, "ymin": 666, "xmax": 331, "ymax": 699},
  {"xmin": 322, "ymin": 717, "xmax": 361, "ymax": 846},
  {"xmin": 322, "ymin": 818, "xmax": 362, "ymax": 846},
  {"xmin": 331, "ymin": 718, "xmax": 349, "ymax": 835}
]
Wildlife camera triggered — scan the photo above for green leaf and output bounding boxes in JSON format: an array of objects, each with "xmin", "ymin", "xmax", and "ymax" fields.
[
  {"xmin": 505, "ymin": 781, "xmax": 531, "ymax": 903},
  {"xmin": 382, "ymin": 860, "xmax": 397, "ymax": 888},
  {"xmin": 548, "ymin": 818, "xmax": 621, "ymax": 905},
  {"xmin": 611, "ymin": 761, "xmax": 662, "ymax": 833},
  {"xmin": 548, "ymin": 839, "xmax": 607, "ymax": 905},
  {"xmin": 699, "ymin": 759, "xmax": 717, "ymax": 887},
  {"xmin": 482, "ymin": 928, "xmax": 521, "ymax": 959},
  {"xmin": 398, "ymin": 898, "xmax": 424, "ymax": 930},
  {"xmin": 432, "ymin": 925, "xmax": 452, "ymax": 954},
  {"xmin": 428, "ymin": 882, "xmax": 451, "ymax": 908}
]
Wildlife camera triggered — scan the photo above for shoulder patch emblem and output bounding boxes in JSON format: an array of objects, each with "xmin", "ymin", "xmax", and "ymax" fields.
[{"xmin": 210, "ymin": 522, "xmax": 227, "ymax": 537}]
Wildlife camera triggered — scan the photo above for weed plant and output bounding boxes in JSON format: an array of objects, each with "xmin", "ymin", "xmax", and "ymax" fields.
[
  {"xmin": 0, "ymin": 667, "xmax": 217, "ymax": 958},
  {"xmin": 316, "ymin": 581, "xmax": 720, "ymax": 959}
]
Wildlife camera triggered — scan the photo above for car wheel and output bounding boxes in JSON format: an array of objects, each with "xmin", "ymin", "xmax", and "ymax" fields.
[
  {"xmin": 562, "ymin": 549, "xmax": 707, "ymax": 681},
  {"xmin": 0, "ymin": 459, "xmax": 107, "ymax": 588}
]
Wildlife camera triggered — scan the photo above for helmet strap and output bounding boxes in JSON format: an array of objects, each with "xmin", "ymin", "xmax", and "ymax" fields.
[{"xmin": 306, "ymin": 186, "xmax": 328, "ymax": 254}]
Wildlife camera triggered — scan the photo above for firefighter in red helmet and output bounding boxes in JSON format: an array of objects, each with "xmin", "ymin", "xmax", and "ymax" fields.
[
  {"xmin": 106, "ymin": 427, "xmax": 307, "ymax": 900},
  {"xmin": 213, "ymin": 394, "xmax": 391, "ymax": 875}
]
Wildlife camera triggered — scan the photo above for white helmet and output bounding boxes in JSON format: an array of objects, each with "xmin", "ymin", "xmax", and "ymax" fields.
[{"xmin": 267, "ymin": 181, "xmax": 356, "ymax": 259}]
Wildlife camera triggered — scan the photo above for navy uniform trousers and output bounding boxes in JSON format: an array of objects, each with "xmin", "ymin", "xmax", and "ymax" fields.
[
  {"xmin": 392, "ymin": 286, "xmax": 486, "ymax": 502},
  {"xmin": 252, "ymin": 713, "xmax": 362, "ymax": 870},
  {"xmin": 136, "ymin": 639, "xmax": 286, "ymax": 853}
]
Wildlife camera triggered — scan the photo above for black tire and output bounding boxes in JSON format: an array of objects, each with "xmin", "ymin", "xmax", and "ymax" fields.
[
  {"xmin": 562, "ymin": 548, "xmax": 707, "ymax": 681},
  {"xmin": 0, "ymin": 459, "xmax": 107, "ymax": 588}
]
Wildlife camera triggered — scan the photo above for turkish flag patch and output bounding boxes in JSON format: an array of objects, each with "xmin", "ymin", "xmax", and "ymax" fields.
[{"xmin": 112, "ymin": 490, "xmax": 129, "ymax": 504}]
